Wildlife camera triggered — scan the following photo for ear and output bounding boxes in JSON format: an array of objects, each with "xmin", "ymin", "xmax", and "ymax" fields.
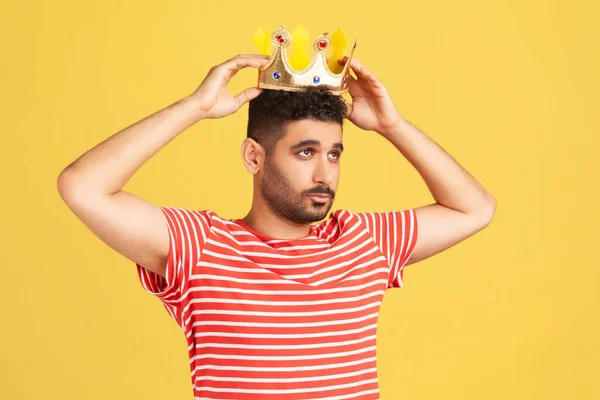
[{"xmin": 241, "ymin": 137, "xmax": 264, "ymax": 175}]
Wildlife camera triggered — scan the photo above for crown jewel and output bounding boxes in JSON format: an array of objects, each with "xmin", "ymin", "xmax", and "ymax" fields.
[{"xmin": 253, "ymin": 25, "xmax": 357, "ymax": 95}]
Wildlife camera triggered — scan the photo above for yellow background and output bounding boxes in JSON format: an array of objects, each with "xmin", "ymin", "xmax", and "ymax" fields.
[{"xmin": 2, "ymin": 0, "xmax": 598, "ymax": 399}]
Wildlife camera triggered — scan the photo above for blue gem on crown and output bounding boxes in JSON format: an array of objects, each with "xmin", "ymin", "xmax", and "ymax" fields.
[
  {"xmin": 313, "ymin": 76, "xmax": 320, "ymax": 84},
  {"xmin": 273, "ymin": 72, "xmax": 281, "ymax": 79}
]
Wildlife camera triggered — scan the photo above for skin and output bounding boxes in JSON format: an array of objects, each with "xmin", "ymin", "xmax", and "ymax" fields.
[
  {"xmin": 240, "ymin": 119, "xmax": 344, "ymax": 239},
  {"xmin": 236, "ymin": 55, "xmax": 408, "ymax": 239}
]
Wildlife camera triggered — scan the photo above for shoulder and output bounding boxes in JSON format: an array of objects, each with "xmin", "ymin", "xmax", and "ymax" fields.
[{"xmin": 158, "ymin": 206, "xmax": 220, "ymax": 229}]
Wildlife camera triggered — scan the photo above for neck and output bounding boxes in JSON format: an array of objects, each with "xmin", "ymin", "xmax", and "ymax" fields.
[{"xmin": 241, "ymin": 199, "xmax": 313, "ymax": 240}]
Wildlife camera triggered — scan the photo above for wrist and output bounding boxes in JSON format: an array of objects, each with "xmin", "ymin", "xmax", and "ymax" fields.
[
  {"xmin": 378, "ymin": 114, "xmax": 409, "ymax": 139},
  {"xmin": 180, "ymin": 95, "xmax": 207, "ymax": 123}
]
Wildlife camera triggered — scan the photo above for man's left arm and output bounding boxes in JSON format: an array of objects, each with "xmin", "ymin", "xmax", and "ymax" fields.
[
  {"xmin": 340, "ymin": 56, "xmax": 497, "ymax": 266},
  {"xmin": 380, "ymin": 117, "xmax": 496, "ymax": 266}
]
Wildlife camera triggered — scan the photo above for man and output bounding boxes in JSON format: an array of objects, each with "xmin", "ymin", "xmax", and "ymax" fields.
[{"xmin": 57, "ymin": 53, "xmax": 496, "ymax": 399}]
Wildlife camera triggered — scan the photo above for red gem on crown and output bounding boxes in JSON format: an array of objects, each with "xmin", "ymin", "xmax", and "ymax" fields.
[
  {"xmin": 318, "ymin": 40, "xmax": 327, "ymax": 49},
  {"xmin": 276, "ymin": 35, "xmax": 285, "ymax": 44}
]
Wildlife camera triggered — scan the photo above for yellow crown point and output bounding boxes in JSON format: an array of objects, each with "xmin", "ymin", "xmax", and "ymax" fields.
[
  {"xmin": 253, "ymin": 27, "xmax": 266, "ymax": 53},
  {"xmin": 289, "ymin": 25, "xmax": 311, "ymax": 70},
  {"xmin": 253, "ymin": 26, "xmax": 272, "ymax": 56},
  {"xmin": 328, "ymin": 27, "xmax": 347, "ymax": 74},
  {"xmin": 263, "ymin": 27, "xmax": 272, "ymax": 55}
]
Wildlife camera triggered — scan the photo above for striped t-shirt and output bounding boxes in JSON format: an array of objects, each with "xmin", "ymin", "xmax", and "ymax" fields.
[{"xmin": 136, "ymin": 206, "xmax": 418, "ymax": 400}]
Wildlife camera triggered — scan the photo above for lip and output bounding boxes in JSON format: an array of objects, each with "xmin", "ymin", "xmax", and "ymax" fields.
[{"xmin": 308, "ymin": 194, "xmax": 331, "ymax": 200}]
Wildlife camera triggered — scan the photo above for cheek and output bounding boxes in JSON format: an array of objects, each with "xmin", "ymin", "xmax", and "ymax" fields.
[
  {"xmin": 286, "ymin": 161, "xmax": 313, "ymax": 183},
  {"xmin": 331, "ymin": 162, "xmax": 341, "ymax": 180}
]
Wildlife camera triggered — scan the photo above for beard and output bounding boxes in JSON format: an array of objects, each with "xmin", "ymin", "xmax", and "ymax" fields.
[{"xmin": 260, "ymin": 156, "xmax": 336, "ymax": 224}]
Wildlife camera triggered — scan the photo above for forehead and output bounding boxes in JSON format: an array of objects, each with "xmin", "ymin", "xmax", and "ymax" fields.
[{"xmin": 280, "ymin": 119, "xmax": 342, "ymax": 145}]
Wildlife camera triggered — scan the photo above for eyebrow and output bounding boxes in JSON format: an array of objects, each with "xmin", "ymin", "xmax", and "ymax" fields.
[{"xmin": 289, "ymin": 140, "xmax": 344, "ymax": 152}]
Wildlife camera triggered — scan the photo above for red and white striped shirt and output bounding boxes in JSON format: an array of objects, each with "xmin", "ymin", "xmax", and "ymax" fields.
[{"xmin": 136, "ymin": 206, "xmax": 418, "ymax": 400}]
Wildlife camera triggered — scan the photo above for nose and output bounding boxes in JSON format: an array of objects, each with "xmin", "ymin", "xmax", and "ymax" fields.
[{"xmin": 313, "ymin": 155, "xmax": 334, "ymax": 186}]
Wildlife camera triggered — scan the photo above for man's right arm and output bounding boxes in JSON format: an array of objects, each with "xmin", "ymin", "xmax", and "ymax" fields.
[
  {"xmin": 57, "ymin": 54, "xmax": 270, "ymax": 278},
  {"xmin": 57, "ymin": 96, "xmax": 204, "ymax": 278}
]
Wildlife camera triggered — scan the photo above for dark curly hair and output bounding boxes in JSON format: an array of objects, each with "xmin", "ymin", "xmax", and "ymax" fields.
[{"xmin": 247, "ymin": 87, "xmax": 347, "ymax": 156}]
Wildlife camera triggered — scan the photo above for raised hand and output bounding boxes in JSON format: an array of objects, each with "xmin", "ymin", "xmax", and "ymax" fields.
[
  {"xmin": 189, "ymin": 54, "xmax": 270, "ymax": 120},
  {"xmin": 337, "ymin": 57, "xmax": 402, "ymax": 136}
]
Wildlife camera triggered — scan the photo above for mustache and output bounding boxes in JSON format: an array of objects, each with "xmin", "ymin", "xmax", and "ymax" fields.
[{"xmin": 304, "ymin": 187, "xmax": 335, "ymax": 198}]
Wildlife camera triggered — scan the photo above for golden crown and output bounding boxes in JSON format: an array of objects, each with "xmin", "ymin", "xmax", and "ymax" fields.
[{"xmin": 253, "ymin": 25, "xmax": 357, "ymax": 95}]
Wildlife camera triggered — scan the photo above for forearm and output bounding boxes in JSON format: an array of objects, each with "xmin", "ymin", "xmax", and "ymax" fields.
[
  {"xmin": 58, "ymin": 95, "xmax": 203, "ymax": 196},
  {"xmin": 380, "ymin": 116, "xmax": 496, "ymax": 216}
]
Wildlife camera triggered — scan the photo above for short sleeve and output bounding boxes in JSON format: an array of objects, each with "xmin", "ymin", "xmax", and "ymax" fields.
[
  {"xmin": 135, "ymin": 206, "xmax": 212, "ymax": 327},
  {"xmin": 354, "ymin": 210, "xmax": 418, "ymax": 288}
]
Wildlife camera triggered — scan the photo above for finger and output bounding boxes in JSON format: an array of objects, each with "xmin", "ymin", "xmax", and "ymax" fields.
[
  {"xmin": 221, "ymin": 54, "xmax": 271, "ymax": 71},
  {"xmin": 341, "ymin": 97, "xmax": 353, "ymax": 119},
  {"xmin": 233, "ymin": 87, "xmax": 263, "ymax": 110},
  {"xmin": 216, "ymin": 56, "xmax": 270, "ymax": 84},
  {"xmin": 210, "ymin": 54, "xmax": 269, "ymax": 76},
  {"xmin": 351, "ymin": 59, "xmax": 380, "ymax": 84},
  {"xmin": 224, "ymin": 53, "xmax": 271, "ymax": 64},
  {"xmin": 339, "ymin": 57, "xmax": 378, "ymax": 84},
  {"xmin": 337, "ymin": 56, "xmax": 348, "ymax": 65},
  {"xmin": 337, "ymin": 57, "xmax": 359, "ymax": 83}
]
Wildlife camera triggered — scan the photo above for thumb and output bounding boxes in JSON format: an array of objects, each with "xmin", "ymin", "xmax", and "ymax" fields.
[
  {"xmin": 342, "ymin": 97, "xmax": 353, "ymax": 119},
  {"xmin": 233, "ymin": 87, "xmax": 263, "ymax": 110}
]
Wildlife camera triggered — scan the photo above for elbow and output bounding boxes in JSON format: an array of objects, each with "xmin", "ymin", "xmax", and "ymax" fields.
[
  {"xmin": 57, "ymin": 167, "xmax": 84, "ymax": 203},
  {"xmin": 57, "ymin": 169, "xmax": 70, "ymax": 198},
  {"xmin": 479, "ymin": 195, "xmax": 497, "ymax": 225}
]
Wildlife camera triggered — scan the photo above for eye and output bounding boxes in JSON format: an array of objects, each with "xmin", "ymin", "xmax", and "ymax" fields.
[
  {"xmin": 329, "ymin": 151, "xmax": 341, "ymax": 159},
  {"xmin": 298, "ymin": 149, "xmax": 313, "ymax": 157}
]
